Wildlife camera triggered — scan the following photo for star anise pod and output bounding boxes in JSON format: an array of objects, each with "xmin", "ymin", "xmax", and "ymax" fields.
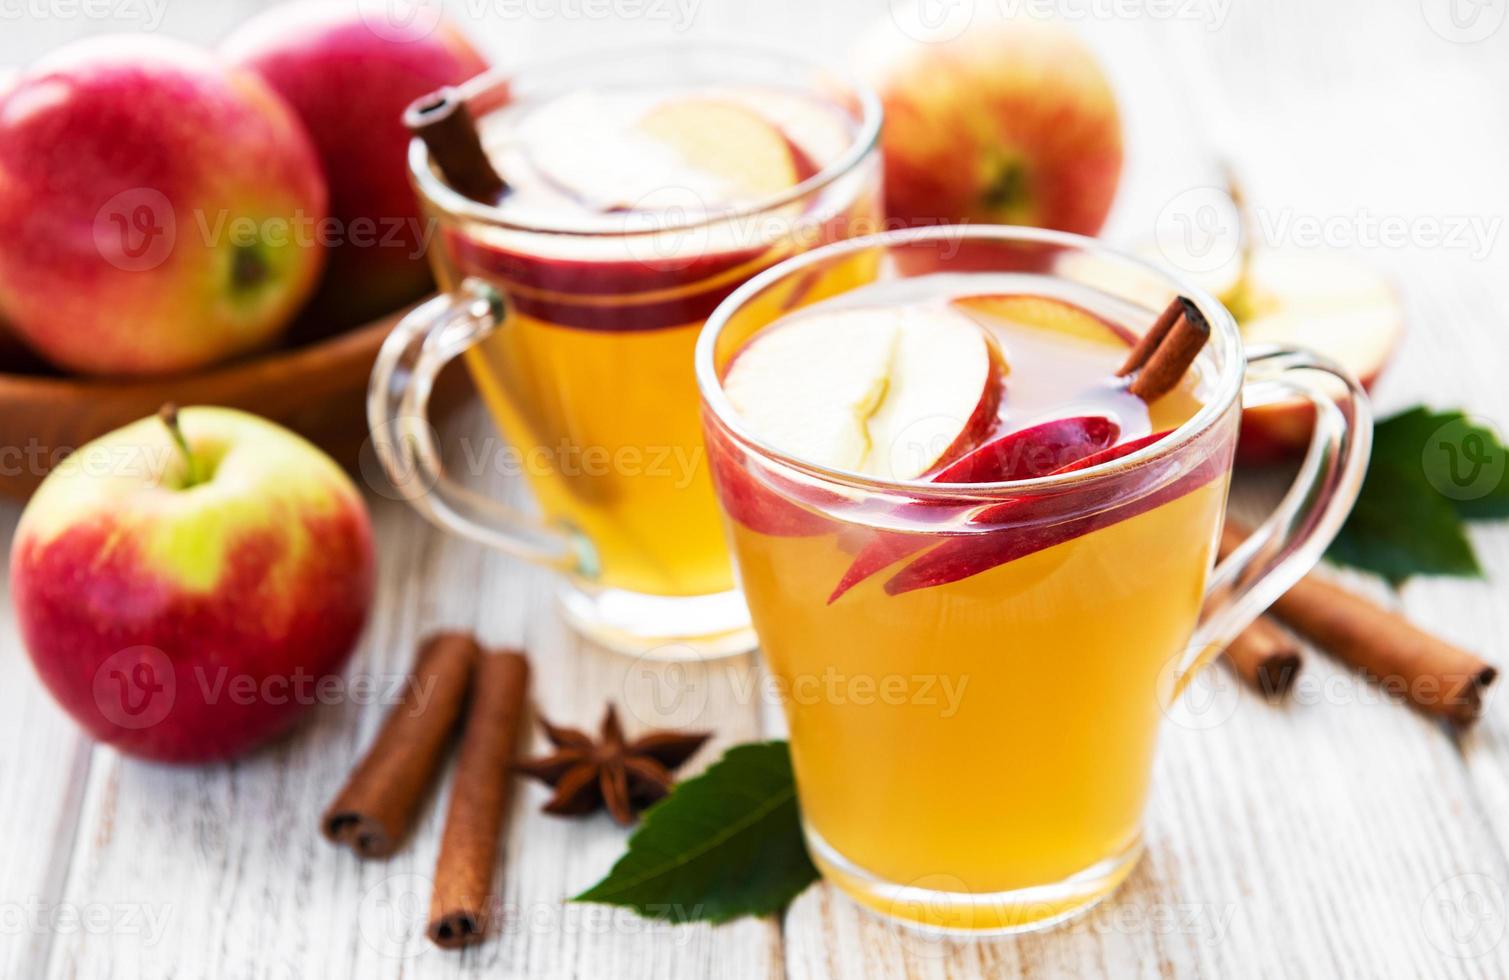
[{"xmin": 514, "ymin": 704, "xmax": 712, "ymax": 826}]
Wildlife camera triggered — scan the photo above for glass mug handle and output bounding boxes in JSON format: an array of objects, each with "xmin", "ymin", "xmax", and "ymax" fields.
[
  {"xmin": 1169, "ymin": 344, "xmax": 1374, "ymax": 697},
  {"xmin": 366, "ymin": 277, "xmax": 597, "ymax": 577}
]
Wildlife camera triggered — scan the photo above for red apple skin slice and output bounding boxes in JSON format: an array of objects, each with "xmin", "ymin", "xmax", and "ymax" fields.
[
  {"xmin": 928, "ymin": 414, "xmax": 1120, "ymax": 483},
  {"xmin": 827, "ymin": 415, "xmax": 1121, "ymax": 603},
  {"xmin": 881, "ymin": 429, "xmax": 1230, "ymax": 595}
]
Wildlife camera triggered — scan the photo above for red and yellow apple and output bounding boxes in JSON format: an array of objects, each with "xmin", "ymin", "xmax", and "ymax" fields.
[
  {"xmin": 856, "ymin": 19, "xmax": 1122, "ymax": 239},
  {"xmin": 10, "ymin": 407, "xmax": 375, "ymax": 763},
  {"xmin": 224, "ymin": 1, "xmax": 489, "ymax": 327},
  {"xmin": 0, "ymin": 36, "xmax": 327, "ymax": 377}
]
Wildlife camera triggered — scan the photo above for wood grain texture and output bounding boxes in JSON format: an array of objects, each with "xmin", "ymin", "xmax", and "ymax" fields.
[{"xmin": 2, "ymin": 0, "xmax": 1508, "ymax": 977}]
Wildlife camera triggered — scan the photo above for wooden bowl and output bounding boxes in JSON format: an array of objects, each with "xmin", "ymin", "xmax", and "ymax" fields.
[{"xmin": 0, "ymin": 303, "xmax": 464, "ymax": 501}]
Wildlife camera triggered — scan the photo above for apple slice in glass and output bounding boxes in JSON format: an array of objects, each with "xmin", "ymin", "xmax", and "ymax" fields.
[
  {"xmin": 827, "ymin": 415, "xmax": 1121, "ymax": 602},
  {"xmin": 521, "ymin": 93, "xmax": 801, "ymax": 215},
  {"xmin": 717, "ymin": 305, "xmax": 1001, "ymax": 535},
  {"xmin": 951, "ymin": 293, "xmax": 1136, "ymax": 348},
  {"xmin": 881, "ymin": 429, "xmax": 1233, "ymax": 595}
]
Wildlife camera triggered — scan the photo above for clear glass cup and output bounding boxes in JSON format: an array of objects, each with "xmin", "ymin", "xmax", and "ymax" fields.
[
  {"xmin": 696, "ymin": 226, "xmax": 1372, "ymax": 933},
  {"xmin": 367, "ymin": 44, "xmax": 882, "ymax": 657}
]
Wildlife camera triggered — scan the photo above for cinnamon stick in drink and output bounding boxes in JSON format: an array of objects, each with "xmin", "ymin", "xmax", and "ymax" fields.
[
  {"xmin": 428, "ymin": 650, "xmax": 530, "ymax": 949},
  {"xmin": 1118, "ymin": 297, "xmax": 1184, "ymax": 378},
  {"xmin": 1128, "ymin": 298, "xmax": 1211, "ymax": 402},
  {"xmin": 322, "ymin": 633, "xmax": 480, "ymax": 857},
  {"xmin": 405, "ymin": 87, "xmax": 508, "ymax": 204},
  {"xmin": 1221, "ymin": 525, "xmax": 1497, "ymax": 724},
  {"xmin": 1223, "ymin": 615, "xmax": 1303, "ymax": 697}
]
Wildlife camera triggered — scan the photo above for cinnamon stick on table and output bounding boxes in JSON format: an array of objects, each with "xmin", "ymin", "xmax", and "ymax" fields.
[
  {"xmin": 1223, "ymin": 615, "xmax": 1303, "ymax": 697},
  {"xmin": 1221, "ymin": 525, "xmax": 1497, "ymax": 724},
  {"xmin": 322, "ymin": 632, "xmax": 480, "ymax": 857},
  {"xmin": 428, "ymin": 650, "xmax": 531, "ymax": 949}
]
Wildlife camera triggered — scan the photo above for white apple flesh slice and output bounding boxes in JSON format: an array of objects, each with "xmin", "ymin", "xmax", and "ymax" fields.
[
  {"xmin": 951, "ymin": 293, "xmax": 1136, "ymax": 348},
  {"xmin": 636, "ymin": 97, "xmax": 801, "ymax": 201},
  {"xmin": 723, "ymin": 305, "xmax": 1001, "ymax": 481},
  {"xmin": 517, "ymin": 92, "xmax": 799, "ymax": 214},
  {"xmin": 1234, "ymin": 247, "xmax": 1402, "ymax": 459}
]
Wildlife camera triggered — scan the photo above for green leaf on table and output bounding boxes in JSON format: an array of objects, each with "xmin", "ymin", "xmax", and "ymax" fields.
[
  {"xmin": 573, "ymin": 740, "xmax": 817, "ymax": 924},
  {"xmin": 1326, "ymin": 406, "xmax": 1509, "ymax": 582}
]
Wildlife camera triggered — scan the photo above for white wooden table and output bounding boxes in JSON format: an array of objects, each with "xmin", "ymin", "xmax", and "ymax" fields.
[{"xmin": 5, "ymin": 2, "xmax": 1509, "ymax": 976}]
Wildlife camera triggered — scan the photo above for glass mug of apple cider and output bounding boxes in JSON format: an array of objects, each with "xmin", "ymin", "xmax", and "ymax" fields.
[
  {"xmin": 697, "ymin": 226, "xmax": 1372, "ymax": 933},
  {"xmin": 368, "ymin": 46, "xmax": 882, "ymax": 655}
]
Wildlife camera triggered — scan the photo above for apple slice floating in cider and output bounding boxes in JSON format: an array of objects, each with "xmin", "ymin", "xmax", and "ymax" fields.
[
  {"xmin": 880, "ymin": 429, "xmax": 1233, "ymax": 596},
  {"xmin": 951, "ymin": 294, "xmax": 1137, "ymax": 348},
  {"xmin": 722, "ymin": 305, "xmax": 1002, "ymax": 482},
  {"xmin": 716, "ymin": 304, "xmax": 1002, "ymax": 538},
  {"xmin": 827, "ymin": 415, "xmax": 1121, "ymax": 602},
  {"xmin": 520, "ymin": 93, "xmax": 801, "ymax": 215},
  {"xmin": 636, "ymin": 97, "xmax": 803, "ymax": 202}
]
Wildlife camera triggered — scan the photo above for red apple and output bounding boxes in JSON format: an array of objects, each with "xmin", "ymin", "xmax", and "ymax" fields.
[
  {"xmin": 857, "ymin": 19, "xmax": 1122, "ymax": 239},
  {"xmin": 224, "ymin": 0, "xmax": 489, "ymax": 327},
  {"xmin": 11, "ymin": 407, "xmax": 375, "ymax": 763},
  {"xmin": 0, "ymin": 36, "xmax": 327, "ymax": 377}
]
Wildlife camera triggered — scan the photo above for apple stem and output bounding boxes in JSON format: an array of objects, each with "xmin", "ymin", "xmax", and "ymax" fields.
[{"xmin": 158, "ymin": 403, "xmax": 202, "ymax": 488}]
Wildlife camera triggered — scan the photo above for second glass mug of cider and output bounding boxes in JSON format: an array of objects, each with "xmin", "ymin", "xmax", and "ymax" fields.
[
  {"xmin": 696, "ymin": 227, "xmax": 1372, "ymax": 933},
  {"xmin": 368, "ymin": 45, "xmax": 882, "ymax": 655}
]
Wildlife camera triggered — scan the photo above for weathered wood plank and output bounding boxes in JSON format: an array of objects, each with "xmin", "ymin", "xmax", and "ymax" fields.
[{"xmin": 0, "ymin": 505, "xmax": 97, "ymax": 980}]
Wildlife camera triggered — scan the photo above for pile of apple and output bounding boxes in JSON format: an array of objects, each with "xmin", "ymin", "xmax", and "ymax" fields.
[
  {"xmin": 0, "ymin": 1, "xmax": 488, "ymax": 377},
  {"xmin": 5, "ymin": 2, "xmax": 494, "ymax": 765}
]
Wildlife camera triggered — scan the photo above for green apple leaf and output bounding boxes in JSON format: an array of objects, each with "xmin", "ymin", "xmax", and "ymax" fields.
[
  {"xmin": 573, "ymin": 741, "xmax": 816, "ymax": 924},
  {"xmin": 1326, "ymin": 406, "xmax": 1509, "ymax": 582}
]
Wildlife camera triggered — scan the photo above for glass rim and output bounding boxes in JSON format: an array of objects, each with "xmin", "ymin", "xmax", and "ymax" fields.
[
  {"xmin": 407, "ymin": 40, "xmax": 884, "ymax": 237},
  {"xmin": 694, "ymin": 225, "xmax": 1246, "ymax": 499}
]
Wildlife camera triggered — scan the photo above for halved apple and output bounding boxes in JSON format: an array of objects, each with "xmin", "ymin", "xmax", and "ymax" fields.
[
  {"xmin": 722, "ymin": 305, "xmax": 1002, "ymax": 482},
  {"xmin": 1112, "ymin": 241, "xmax": 1402, "ymax": 461},
  {"xmin": 951, "ymin": 294, "xmax": 1135, "ymax": 348},
  {"xmin": 1230, "ymin": 248, "xmax": 1402, "ymax": 460}
]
